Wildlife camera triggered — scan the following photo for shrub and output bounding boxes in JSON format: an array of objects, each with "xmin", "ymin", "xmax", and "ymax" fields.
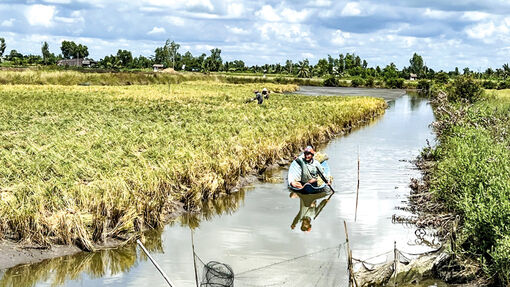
[
  {"xmin": 384, "ymin": 77, "xmax": 404, "ymax": 89},
  {"xmin": 497, "ymin": 80, "xmax": 510, "ymax": 90},
  {"xmin": 482, "ymin": 80, "xmax": 497, "ymax": 89},
  {"xmin": 365, "ymin": 76, "xmax": 375, "ymax": 87},
  {"xmin": 417, "ymin": 79, "xmax": 431, "ymax": 94},
  {"xmin": 434, "ymin": 72, "xmax": 449, "ymax": 84},
  {"xmin": 447, "ymin": 76, "xmax": 483, "ymax": 103},
  {"xmin": 350, "ymin": 77, "xmax": 365, "ymax": 87},
  {"xmin": 323, "ymin": 76, "xmax": 339, "ymax": 87}
]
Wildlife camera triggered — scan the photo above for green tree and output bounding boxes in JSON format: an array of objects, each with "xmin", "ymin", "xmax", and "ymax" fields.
[
  {"xmin": 41, "ymin": 41, "xmax": 53, "ymax": 65},
  {"xmin": 0, "ymin": 38, "xmax": 6, "ymax": 59},
  {"xmin": 60, "ymin": 41, "xmax": 89, "ymax": 59},
  {"xmin": 164, "ymin": 40, "xmax": 180, "ymax": 69},
  {"xmin": 382, "ymin": 62, "xmax": 398, "ymax": 79},
  {"xmin": 116, "ymin": 49, "xmax": 133, "ymax": 67},
  {"xmin": 434, "ymin": 72, "xmax": 449, "ymax": 84},
  {"xmin": 409, "ymin": 53, "xmax": 424, "ymax": 78},
  {"xmin": 203, "ymin": 48, "xmax": 222, "ymax": 72},
  {"xmin": 154, "ymin": 47, "xmax": 166, "ymax": 66},
  {"xmin": 285, "ymin": 60, "xmax": 293, "ymax": 74},
  {"xmin": 314, "ymin": 58, "xmax": 329, "ymax": 77},
  {"xmin": 297, "ymin": 59, "xmax": 310, "ymax": 78}
]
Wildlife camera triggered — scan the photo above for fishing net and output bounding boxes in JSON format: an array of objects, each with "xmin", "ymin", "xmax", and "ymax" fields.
[
  {"xmin": 200, "ymin": 261, "xmax": 235, "ymax": 287},
  {"xmin": 194, "ymin": 243, "xmax": 347, "ymax": 287}
]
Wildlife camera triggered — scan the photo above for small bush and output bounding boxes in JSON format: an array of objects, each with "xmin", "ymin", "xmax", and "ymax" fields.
[
  {"xmin": 434, "ymin": 72, "xmax": 449, "ymax": 84},
  {"xmin": 350, "ymin": 77, "xmax": 365, "ymax": 87},
  {"xmin": 447, "ymin": 76, "xmax": 484, "ymax": 103},
  {"xmin": 417, "ymin": 79, "xmax": 431, "ymax": 94},
  {"xmin": 482, "ymin": 80, "xmax": 497, "ymax": 89},
  {"xmin": 384, "ymin": 77, "xmax": 405, "ymax": 89},
  {"xmin": 497, "ymin": 80, "xmax": 510, "ymax": 90},
  {"xmin": 323, "ymin": 76, "xmax": 339, "ymax": 87},
  {"xmin": 365, "ymin": 77, "xmax": 375, "ymax": 87}
]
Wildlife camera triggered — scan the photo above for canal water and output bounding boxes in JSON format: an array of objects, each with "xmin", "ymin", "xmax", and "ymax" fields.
[{"xmin": 0, "ymin": 88, "xmax": 444, "ymax": 287}]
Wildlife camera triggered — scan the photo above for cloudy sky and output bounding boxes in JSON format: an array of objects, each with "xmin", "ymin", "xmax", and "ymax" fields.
[{"xmin": 1, "ymin": 0, "xmax": 510, "ymax": 70}]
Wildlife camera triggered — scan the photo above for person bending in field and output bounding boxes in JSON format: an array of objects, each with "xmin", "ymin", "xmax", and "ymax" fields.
[
  {"xmin": 246, "ymin": 90, "xmax": 264, "ymax": 104},
  {"xmin": 262, "ymin": 88, "xmax": 270, "ymax": 99},
  {"xmin": 288, "ymin": 146, "xmax": 326, "ymax": 189}
]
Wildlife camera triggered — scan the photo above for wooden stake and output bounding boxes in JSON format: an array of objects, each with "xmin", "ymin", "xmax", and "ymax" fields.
[
  {"xmin": 191, "ymin": 229, "xmax": 200, "ymax": 287},
  {"xmin": 355, "ymin": 146, "xmax": 360, "ymax": 222},
  {"xmin": 344, "ymin": 221, "xmax": 358, "ymax": 287},
  {"xmin": 393, "ymin": 241, "xmax": 398, "ymax": 286},
  {"xmin": 137, "ymin": 239, "xmax": 175, "ymax": 287}
]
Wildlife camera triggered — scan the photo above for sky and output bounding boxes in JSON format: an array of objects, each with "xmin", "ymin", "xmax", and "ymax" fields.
[{"xmin": 1, "ymin": 0, "xmax": 510, "ymax": 71}]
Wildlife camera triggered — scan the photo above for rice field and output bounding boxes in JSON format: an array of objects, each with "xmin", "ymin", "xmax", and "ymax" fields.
[{"xmin": 0, "ymin": 81, "xmax": 386, "ymax": 249}]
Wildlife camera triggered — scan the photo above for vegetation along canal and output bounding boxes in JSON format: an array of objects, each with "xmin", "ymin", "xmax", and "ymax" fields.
[{"xmin": 0, "ymin": 88, "xmax": 446, "ymax": 287}]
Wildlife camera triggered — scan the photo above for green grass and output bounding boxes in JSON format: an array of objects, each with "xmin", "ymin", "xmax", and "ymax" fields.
[
  {"xmin": 0, "ymin": 81, "xmax": 386, "ymax": 250},
  {"xmin": 429, "ymin": 89, "xmax": 510, "ymax": 284}
]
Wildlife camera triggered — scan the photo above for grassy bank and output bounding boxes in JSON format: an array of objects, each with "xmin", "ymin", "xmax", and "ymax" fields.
[
  {"xmin": 0, "ymin": 70, "xmax": 324, "ymax": 86},
  {"xmin": 427, "ymin": 84, "xmax": 510, "ymax": 284},
  {"xmin": 0, "ymin": 81, "xmax": 386, "ymax": 250},
  {"xmin": 0, "ymin": 69, "xmax": 420, "ymax": 88}
]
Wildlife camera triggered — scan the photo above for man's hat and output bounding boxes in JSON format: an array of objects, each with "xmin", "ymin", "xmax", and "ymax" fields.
[{"xmin": 304, "ymin": 146, "xmax": 315, "ymax": 155}]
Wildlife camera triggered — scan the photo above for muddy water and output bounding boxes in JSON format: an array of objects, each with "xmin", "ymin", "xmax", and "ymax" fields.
[{"xmin": 0, "ymin": 88, "xmax": 445, "ymax": 287}]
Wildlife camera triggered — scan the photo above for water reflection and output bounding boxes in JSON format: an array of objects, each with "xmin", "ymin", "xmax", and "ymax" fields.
[
  {"xmin": 0, "ymin": 191, "xmax": 247, "ymax": 287},
  {"xmin": 289, "ymin": 191, "xmax": 332, "ymax": 232},
  {"xmin": 0, "ymin": 237, "xmax": 142, "ymax": 287},
  {"xmin": 178, "ymin": 189, "xmax": 246, "ymax": 229}
]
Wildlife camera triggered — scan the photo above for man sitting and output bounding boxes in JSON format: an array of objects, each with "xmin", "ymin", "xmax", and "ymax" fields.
[{"xmin": 288, "ymin": 146, "xmax": 325, "ymax": 189}]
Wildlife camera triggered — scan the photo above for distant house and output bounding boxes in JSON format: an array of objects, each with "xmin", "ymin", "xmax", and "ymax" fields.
[
  {"xmin": 153, "ymin": 64, "xmax": 164, "ymax": 72},
  {"xmin": 409, "ymin": 73, "xmax": 418, "ymax": 81},
  {"xmin": 57, "ymin": 58, "xmax": 96, "ymax": 67}
]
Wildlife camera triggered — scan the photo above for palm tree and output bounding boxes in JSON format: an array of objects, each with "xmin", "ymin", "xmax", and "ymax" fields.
[{"xmin": 297, "ymin": 59, "xmax": 310, "ymax": 78}]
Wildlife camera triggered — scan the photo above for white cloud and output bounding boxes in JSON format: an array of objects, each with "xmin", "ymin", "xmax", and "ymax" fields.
[
  {"xmin": 310, "ymin": 0, "xmax": 332, "ymax": 7},
  {"xmin": 331, "ymin": 29, "xmax": 351, "ymax": 45},
  {"xmin": 148, "ymin": 26, "xmax": 166, "ymax": 35},
  {"xmin": 423, "ymin": 8, "xmax": 453, "ymax": 19},
  {"xmin": 281, "ymin": 8, "xmax": 310, "ymax": 23},
  {"xmin": 1, "ymin": 18, "xmax": 15, "ymax": 27},
  {"xmin": 301, "ymin": 52, "xmax": 314, "ymax": 59},
  {"xmin": 42, "ymin": 0, "xmax": 71, "ymax": 3},
  {"xmin": 462, "ymin": 11, "xmax": 491, "ymax": 21},
  {"xmin": 465, "ymin": 20, "xmax": 510, "ymax": 40},
  {"xmin": 227, "ymin": 3, "xmax": 244, "ymax": 18},
  {"xmin": 341, "ymin": 2, "xmax": 361, "ymax": 16},
  {"xmin": 257, "ymin": 22, "xmax": 314, "ymax": 46},
  {"xmin": 226, "ymin": 25, "xmax": 249, "ymax": 35},
  {"xmin": 25, "ymin": 4, "xmax": 56, "ymax": 27},
  {"xmin": 255, "ymin": 5, "xmax": 281, "ymax": 22},
  {"xmin": 165, "ymin": 16, "xmax": 186, "ymax": 26},
  {"xmin": 143, "ymin": 0, "xmax": 214, "ymax": 11}
]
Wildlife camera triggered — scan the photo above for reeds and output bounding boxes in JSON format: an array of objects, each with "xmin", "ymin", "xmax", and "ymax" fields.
[{"xmin": 0, "ymin": 81, "xmax": 386, "ymax": 249}]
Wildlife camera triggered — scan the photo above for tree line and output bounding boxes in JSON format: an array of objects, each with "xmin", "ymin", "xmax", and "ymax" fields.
[{"xmin": 1, "ymin": 37, "xmax": 510, "ymax": 84}]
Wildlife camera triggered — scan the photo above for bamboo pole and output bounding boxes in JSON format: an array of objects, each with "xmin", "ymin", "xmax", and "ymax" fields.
[
  {"xmin": 344, "ymin": 221, "xmax": 358, "ymax": 287},
  {"xmin": 191, "ymin": 229, "xmax": 200, "ymax": 287},
  {"xmin": 137, "ymin": 239, "xmax": 175, "ymax": 287},
  {"xmin": 355, "ymin": 146, "xmax": 360, "ymax": 222},
  {"xmin": 393, "ymin": 241, "xmax": 397, "ymax": 286}
]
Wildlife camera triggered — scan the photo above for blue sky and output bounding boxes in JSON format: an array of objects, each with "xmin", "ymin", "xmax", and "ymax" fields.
[{"xmin": 1, "ymin": 0, "xmax": 510, "ymax": 70}]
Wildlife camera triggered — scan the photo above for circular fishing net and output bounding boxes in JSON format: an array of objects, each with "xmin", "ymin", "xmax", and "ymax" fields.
[
  {"xmin": 200, "ymin": 261, "xmax": 235, "ymax": 287},
  {"xmin": 194, "ymin": 244, "xmax": 347, "ymax": 287}
]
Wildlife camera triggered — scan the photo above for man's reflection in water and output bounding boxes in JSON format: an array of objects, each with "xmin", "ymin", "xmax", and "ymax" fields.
[{"xmin": 290, "ymin": 191, "xmax": 331, "ymax": 232}]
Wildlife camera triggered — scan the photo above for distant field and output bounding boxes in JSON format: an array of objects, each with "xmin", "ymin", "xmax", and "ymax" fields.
[{"xmin": 0, "ymin": 81, "xmax": 386, "ymax": 249}]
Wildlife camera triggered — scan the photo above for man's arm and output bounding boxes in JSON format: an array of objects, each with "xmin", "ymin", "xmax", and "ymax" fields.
[{"xmin": 288, "ymin": 160, "xmax": 302, "ymax": 187}]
